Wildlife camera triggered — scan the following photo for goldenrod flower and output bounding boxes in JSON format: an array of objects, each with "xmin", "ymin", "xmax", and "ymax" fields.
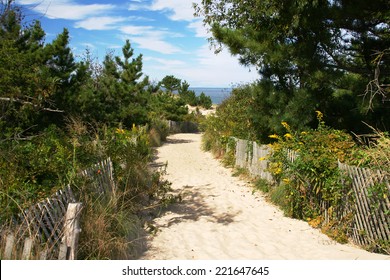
[
  {"xmin": 281, "ymin": 121, "xmax": 290, "ymax": 130},
  {"xmin": 284, "ymin": 133, "xmax": 292, "ymax": 139},
  {"xmin": 315, "ymin": 110, "xmax": 323, "ymax": 119}
]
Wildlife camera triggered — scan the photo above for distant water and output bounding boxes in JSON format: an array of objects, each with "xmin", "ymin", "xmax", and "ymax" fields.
[{"xmin": 189, "ymin": 87, "xmax": 232, "ymax": 105}]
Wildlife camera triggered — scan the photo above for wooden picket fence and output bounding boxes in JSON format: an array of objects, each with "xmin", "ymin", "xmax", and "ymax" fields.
[
  {"xmin": 168, "ymin": 120, "xmax": 199, "ymax": 133},
  {"xmin": 338, "ymin": 163, "xmax": 390, "ymax": 248},
  {"xmin": 0, "ymin": 158, "xmax": 115, "ymax": 260},
  {"xmin": 80, "ymin": 157, "xmax": 116, "ymax": 196},
  {"xmin": 0, "ymin": 186, "xmax": 81, "ymax": 260},
  {"xmin": 232, "ymin": 137, "xmax": 390, "ymax": 251},
  {"xmin": 234, "ymin": 138, "xmax": 273, "ymax": 182}
]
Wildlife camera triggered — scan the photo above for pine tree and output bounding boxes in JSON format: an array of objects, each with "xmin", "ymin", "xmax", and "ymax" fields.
[
  {"xmin": 0, "ymin": 0, "xmax": 58, "ymax": 134},
  {"xmin": 195, "ymin": 0, "xmax": 390, "ymax": 133}
]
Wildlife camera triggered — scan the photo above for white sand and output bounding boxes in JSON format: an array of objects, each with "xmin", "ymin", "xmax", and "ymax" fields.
[
  {"xmin": 140, "ymin": 133, "xmax": 389, "ymax": 260},
  {"xmin": 187, "ymin": 105, "xmax": 216, "ymax": 116}
]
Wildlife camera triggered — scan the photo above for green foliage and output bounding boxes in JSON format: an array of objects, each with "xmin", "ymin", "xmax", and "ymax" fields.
[
  {"xmin": 160, "ymin": 75, "xmax": 181, "ymax": 92},
  {"xmin": 253, "ymin": 178, "xmax": 272, "ymax": 194},
  {"xmin": 148, "ymin": 90, "xmax": 188, "ymax": 122},
  {"xmin": 67, "ymin": 40, "xmax": 151, "ymax": 127},
  {"xmin": 159, "ymin": 77, "xmax": 213, "ymax": 109},
  {"xmin": 148, "ymin": 118, "xmax": 170, "ymax": 147},
  {"xmin": 350, "ymin": 130, "xmax": 390, "ymax": 173},
  {"xmin": 198, "ymin": 92, "xmax": 212, "ymax": 109},
  {"xmin": 195, "ymin": 0, "xmax": 390, "ymax": 134},
  {"xmin": 179, "ymin": 85, "xmax": 198, "ymax": 106},
  {"xmin": 267, "ymin": 112, "xmax": 356, "ymax": 219}
]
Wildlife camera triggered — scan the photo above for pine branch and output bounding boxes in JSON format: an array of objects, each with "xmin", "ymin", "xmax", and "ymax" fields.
[{"xmin": 0, "ymin": 97, "xmax": 64, "ymax": 113}]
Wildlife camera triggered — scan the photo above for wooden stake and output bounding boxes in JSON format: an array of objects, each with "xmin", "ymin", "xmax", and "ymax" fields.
[{"xmin": 60, "ymin": 203, "xmax": 82, "ymax": 260}]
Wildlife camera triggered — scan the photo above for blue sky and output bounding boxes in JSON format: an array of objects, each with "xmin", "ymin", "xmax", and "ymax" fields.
[{"xmin": 16, "ymin": 0, "xmax": 259, "ymax": 87}]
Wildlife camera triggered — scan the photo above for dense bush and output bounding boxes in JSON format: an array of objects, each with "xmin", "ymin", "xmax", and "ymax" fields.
[{"xmin": 267, "ymin": 112, "xmax": 356, "ymax": 220}]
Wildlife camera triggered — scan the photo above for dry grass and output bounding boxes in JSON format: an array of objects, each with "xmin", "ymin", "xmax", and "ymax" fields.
[{"xmin": 77, "ymin": 192, "xmax": 144, "ymax": 260}]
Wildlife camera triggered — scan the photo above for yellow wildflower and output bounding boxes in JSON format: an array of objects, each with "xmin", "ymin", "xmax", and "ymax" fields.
[
  {"xmin": 315, "ymin": 110, "xmax": 323, "ymax": 120},
  {"xmin": 284, "ymin": 133, "xmax": 293, "ymax": 139},
  {"xmin": 282, "ymin": 178, "xmax": 290, "ymax": 184},
  {"xmin": 269, "ymin": 134, "xmax": 279, "ymax": 139},
  {"xmin": 116, "ymin": 128, "xmax": 125, "ymax": 134},
  {"xmin": 301, "ymin": 131, "xmax": 307, "ymax": 135},
  {"xmin": 281, "ymin": 121, "xmax": 290, "ymax": 130},
  {"xmin": 131, "ymin": 123, "xmax": 138, "ymax": 133},
  {"xmin": 259, "ymin": 157, "xmax": 267, "ymax": 161}
]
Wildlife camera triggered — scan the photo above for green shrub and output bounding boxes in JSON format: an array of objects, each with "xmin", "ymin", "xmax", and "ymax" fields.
[{"xmin": 267, "ymin": 112, "xmax": 356, "ymax": 220}]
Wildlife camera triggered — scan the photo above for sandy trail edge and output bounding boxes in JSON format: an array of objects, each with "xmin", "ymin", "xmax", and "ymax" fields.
[{"xmin": 140, "ymin": 133, "xmax": 389, "ymax": 260}]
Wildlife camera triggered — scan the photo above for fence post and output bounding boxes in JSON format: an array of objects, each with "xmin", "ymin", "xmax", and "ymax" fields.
[
  {"xmin": 21, "ymin": 237, "xmax": 33, "ymax": 260},
  {"xmin": 4, "ymin": 234, "xmax": 15, "ymax": 259},
  {"xmin": 59, "ymin": 202, "xmax": 82, "ymax": 260}
]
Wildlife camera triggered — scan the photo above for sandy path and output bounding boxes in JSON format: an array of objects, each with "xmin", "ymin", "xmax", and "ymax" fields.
[{"xmin": 140, "ymin": 133, "xmax": 389, "ymax": 260}]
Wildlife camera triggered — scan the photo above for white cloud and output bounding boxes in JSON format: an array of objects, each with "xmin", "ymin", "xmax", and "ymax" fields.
[
  {"xmin": 75, "ymin": 16, "xmax": 127, "ymax": 30},
  {"xmin": 120, "ymin": 25, "xmax": 184, "ymax": 54},
  {"xmin": 128, "ymin": 0, "xmax": 150, "ymax": 11},
  {"xmin": 144, "ymin": 44, "xmax": 259, "ymax": 87},
  {"xmin": 187, "ymin": 45, "xmax": 259, "ymax": 86},
  {"xmin": 127, "ymin": 16, "xmax": 155, "ymax": 22},
  {"xmin": 128, "ymin": 0, "xmax": 200, "ymax": 21},
  {"xmin": 188, "ymin": 20, "xmax": 209, "ymax": 38},
  {"xmin": 130, "ymin": 36, "xmax": 182, "ymax": 54},
  {"xmin": 149, "ymin": 0, "xmax": 198, "ymax": 21},
  {"xmin": 120, "ymin": 25, "xmax": 154, "ymax": 35},
  {"xmin": 145, "ymin": 57, "xmax": 186, "ymax": 68},
  {"xmin": 17, "ymin": 0, "xmax": 115, "ymax": 20}
]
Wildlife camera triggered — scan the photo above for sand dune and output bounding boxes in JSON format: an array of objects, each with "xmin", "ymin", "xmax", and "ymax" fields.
[{"xmin": 140, "ymin": 133, "xmax": 389, "ymax": 260}]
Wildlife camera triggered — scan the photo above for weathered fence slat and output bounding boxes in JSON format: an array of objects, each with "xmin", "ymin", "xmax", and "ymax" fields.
[
  {"xmin": 59, "ymin": 203, "xmax": 83, "ymax": 260},
  {"xmin": 37, "ymin": 203, "xmax": 57, "ymax": 242},
  {"xmin": 362, "ymin": 168, "xmax": 385, "ymax": 241},
  {"xmin": 44, "ymin": 199, "xmax": 62, "ymax": 239},
  {"xmin": 358, "ymin": 167, "xmax": 380, "ymax": 241},
  {"xmin": 341, "ymin": 164, "xmax": 366, "ymax": 246},
  {"xmin": 21, "ymin": 237, "xmax": 33, "ymax": 260},
  {"xmin": 351, "ymin": 166, "xmax": 371, "ymax": 244},
  {"xmin": 80, "ymin": 157, "xmax": 116, "ymax": 196},
  {"xmin": 40, "ymin": 247, "xmax": 48, "ymax": 260},
  {"xmin": 372, "ymin": 170, "xmax": 390, "ymax": 240},
  {"xmin": 56, "ymin": 191, "xmax": 68, "ymax": 215},
  {"xmin": 4, "ymin": 234, "xmax": 15, "ymax": 259}
]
